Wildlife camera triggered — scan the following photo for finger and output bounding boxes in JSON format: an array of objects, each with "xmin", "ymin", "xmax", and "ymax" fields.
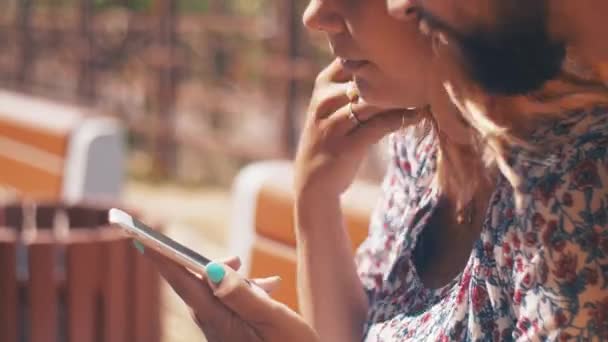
[
  {"xmin": 204, "ymin": 261, "xmax": 281, "ymax": 323},
  {"xmin": 145, "ymin": 247, "xmax": 207, "ymax": 297},
  {"xmin": 204, "ymin": 262, "xmax": 319, "ymax": 341},
  {"xmin": 349, "ymin": 109, "xmax": 422, "ymax": 147},
  {"xmin": 317, "ymin": 58, "xmax": 351, "ymax": 84},
  {"xmin": 312, "ymin": 82, "xmax": 351, "ymax": 120},
  {"xmin": 251, "ymin": 276, "xmax": 282, "ymax": 295},
  {"xmin": 322, "ymin": 100, "xmax": 383, "ymax": 136},
  {"xmin": 144, "ymin": 248, "xmax": 223, "ymax": 322},
  {"xmin": 218, "ymin": 256, "xmax": 241, "ymax": 271}
]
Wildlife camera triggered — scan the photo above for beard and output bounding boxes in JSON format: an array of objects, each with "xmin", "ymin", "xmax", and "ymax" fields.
[{"xmin": 422, "ymin": 1, "xmax": 565, "ymax": 96}]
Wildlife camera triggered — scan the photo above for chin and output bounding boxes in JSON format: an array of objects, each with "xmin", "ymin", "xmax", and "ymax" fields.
[
  {"xmin": 355, "ymin": 78, "xmax": 391, "ymax": 106},
  {"xmin": 359, "ymin": 93, "xmax": 397, "ymax": 108},
  {"xmin": 354, "ymin": 77, "xmax": 424, "ymax": 109}
]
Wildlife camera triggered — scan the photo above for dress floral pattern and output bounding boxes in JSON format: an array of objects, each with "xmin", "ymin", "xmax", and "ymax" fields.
[{"xmin": 355, "ymin": 106, "xmax": 608, "ymax": 341}]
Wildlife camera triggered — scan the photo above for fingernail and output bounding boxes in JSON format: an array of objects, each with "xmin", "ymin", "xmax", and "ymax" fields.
[
  {"xmin": 205, "ymin": 262, "xmax": 225, "ymax": 284},
  {"xmin": 132, "ymin": 240, "xmax": 145, "ymax": 255}
]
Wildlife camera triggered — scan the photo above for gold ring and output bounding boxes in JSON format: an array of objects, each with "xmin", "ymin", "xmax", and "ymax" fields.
[
  {"xmin": 348, "ymin": 102, "xmax": 362, "ymax": 127},
  {"xmin": 346, "ymin": 81, "xmax": 359, "ymax": 102}
]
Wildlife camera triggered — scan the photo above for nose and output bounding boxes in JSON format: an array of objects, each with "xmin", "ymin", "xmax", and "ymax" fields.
[
  {"xmin": 303, "ymin": 0, "xmax": 345, "ymax": 34},
  {"xmin": 386, "ymin": 0, "xmax": 418, "ymax": 21}
]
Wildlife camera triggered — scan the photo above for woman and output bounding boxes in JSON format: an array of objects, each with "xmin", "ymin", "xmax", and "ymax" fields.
[{"xmin": 146, "ymin": 0, "xmax": 608, "ymax": 341}]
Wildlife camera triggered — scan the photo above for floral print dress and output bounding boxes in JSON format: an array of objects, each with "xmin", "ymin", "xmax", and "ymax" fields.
[{"xmin": 355, "ymin": 106, "xmax": 608, "ymax": 341}]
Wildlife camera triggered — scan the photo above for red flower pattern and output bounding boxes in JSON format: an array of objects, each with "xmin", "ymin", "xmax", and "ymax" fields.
[
  {"xmin": 532, "ymin": 212, "xmax": 546, "ymax": 228},
  {"xmin": 514, "ymin": 290, "xmax": 523, "ymax": 304},
  {"xmin": 562, "ymin": 192, "xmax": 573, "ymax": 207},
  {"xmin": 588, "ymin": 297, "xmax": 608, "ymax": 338},
  {"xmin": 554, "ymin": 310, "xmax": 568, "ymax": 327},
  {"xmin": 553, "ymin": 253, "xmax": 578, "ymax": 283},
  {"xmin": 356, "ymin": 110, "xmax": 608, "ymax": 341},
  {"xmin": 571, "ymin": 160, "xmax": 601, "ymax": 189},
  {"xmin": 472, "ymin": 285, "xmax": 487, "ymax": 312},
  {"xmin": 512, "ymin": 233, "xmax": 521, "ymax": 249},
  {"xmin": 582, "ymin": 267, "xmax": 599, "ymax": 285},
  {"xmin": 524, "ymin": 232, "xmax": 538, "ymax": 247}
]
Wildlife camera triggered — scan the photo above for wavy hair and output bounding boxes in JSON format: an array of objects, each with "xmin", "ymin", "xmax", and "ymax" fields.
[{"xmin": 430, "ymin": 47, "xmax": 608, "ymax": 211}]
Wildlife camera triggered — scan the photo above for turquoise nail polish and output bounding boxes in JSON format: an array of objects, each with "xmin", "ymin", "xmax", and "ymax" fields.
[
  {"xmin": 132, "ymin": 240, "xmax": 145, "ymax": 255},
  {"xmin": 206, "ymin": 262, "xmax": 225, "ymax": 284}
]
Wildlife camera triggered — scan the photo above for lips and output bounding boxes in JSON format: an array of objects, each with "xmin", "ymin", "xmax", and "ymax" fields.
[{"xmin": 339, "ymin": 58, "xmax": 369, "ymax": 72}]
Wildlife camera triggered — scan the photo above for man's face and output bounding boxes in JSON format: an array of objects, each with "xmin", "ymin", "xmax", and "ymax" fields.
[{"xmin": 387, "ymin": 0, "xmax": 566, "ymax": 96}]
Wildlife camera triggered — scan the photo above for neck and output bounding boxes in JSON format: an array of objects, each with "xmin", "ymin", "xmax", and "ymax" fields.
[{"xmin": 427, "ymin": 77, "xmax": 475, "ymax": 145}]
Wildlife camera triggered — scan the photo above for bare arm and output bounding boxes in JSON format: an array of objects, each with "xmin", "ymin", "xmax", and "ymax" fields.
[
  {"xmin": 292, "ymin": 59, "xmax": 418, "ymax": 341},
  {"xmin": 295, "ymin": 195, "xmax": 368, "ymax": 342}
]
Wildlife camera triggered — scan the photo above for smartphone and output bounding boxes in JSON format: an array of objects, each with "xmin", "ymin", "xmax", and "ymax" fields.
[{"xmin": 108, "ymin": 208, "xmax": 211, "ymax": 274}]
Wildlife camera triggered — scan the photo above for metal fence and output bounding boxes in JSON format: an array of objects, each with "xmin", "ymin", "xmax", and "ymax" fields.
[{"xmin": 0, "ymin": 0, "xmax": 327, "ymax": 180}]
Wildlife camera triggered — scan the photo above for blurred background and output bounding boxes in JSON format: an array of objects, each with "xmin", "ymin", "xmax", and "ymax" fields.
[{"xmin": 0, "ymin": 1, "xmax": 385, "ymax": 341}]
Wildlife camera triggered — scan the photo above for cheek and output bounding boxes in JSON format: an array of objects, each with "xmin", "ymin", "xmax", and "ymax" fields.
[
  {"xmin": 381, "ymin": 38, "xmax": 433, "ymax": 81},
  {"xmin": 372, "ymin": 25, "xmax": 431, "ymax": 68}
]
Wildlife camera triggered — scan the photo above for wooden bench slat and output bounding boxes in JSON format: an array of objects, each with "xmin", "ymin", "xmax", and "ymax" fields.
[
  {"xmin": 248, "ymin": 237, "xmax": 298, "ymax": 311},
  {"xmin": 102, "ymin": 239, "xmax": 128, "ymax": 342},
  {"xmin": 0, "ymin": 120, "xmax": 69, "ymax": 157},
  {"xmin": 255, "ymin": 183, "xmax": 372, "ymax": 249},
  {"xmin": 0, "ymin": 235, "xmax": 18, "ymax": 342},
  {"xmin": 130, "ymin": 245, "xmax": 161, "ymax": 342},
  {"xmin": 254, "ymin": 184, "xmax": 295, "ymax": 246},
  {"xmin": 29, "ymin": 240, "xmax": 58, "ymax": 342},
  {"xmin": 0, "ymin": 154, "xmax": 63, "ymax": 199},
  {"xmin": 67, "ymin": 242, "xmax": 101, "ymax": 342}
]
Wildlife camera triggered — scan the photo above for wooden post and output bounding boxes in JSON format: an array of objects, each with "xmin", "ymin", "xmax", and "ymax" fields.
[
  {"xmin": 277, "ymin": 0, "xmax": 300, "ymax": 158},
  {"xmin": 77, "ymin": 0, "xmax": 96, "ymax": 102},
  {"xmin": 149, "ymin": 0, "xmax": 178, "ymax": 179},
  {"xmin": 15, "ymin": 0, "xmax": 33, "ymax": 89},
  {"xmin": 130, "ymin": 241, "xmax": 161, "ymax": 342},
  {"xmin": 66, "ymin": 241, "xmax": 101, "ymax": 342},
  {"xmin": 100, "ymin": 238, "xmax": 129, "ymax": 342},
  {"xmin": 29, "ymin": 237, "xmax": 59, "ymax": 342},
  {"xmin": 0, "ymin": 230, "xmax": 18, "ymax": 342}
]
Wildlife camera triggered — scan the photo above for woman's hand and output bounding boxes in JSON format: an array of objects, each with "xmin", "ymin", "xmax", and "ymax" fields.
[
  {"xmin": 144, "ymin": 248, "xmax": 319, "ymax": 342},
  {"xmin": 294, "ymin": 58, "xmax": 420, "ymax": 201}
]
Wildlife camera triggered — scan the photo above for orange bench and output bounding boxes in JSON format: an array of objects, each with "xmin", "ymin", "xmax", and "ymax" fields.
[
  {"xmin": 0, "ymin": 90, "xmax": 124, "ymax": 201},
  {"xmin": 229, "ymin": 161, "xmax": 380, "ymax": 311}
]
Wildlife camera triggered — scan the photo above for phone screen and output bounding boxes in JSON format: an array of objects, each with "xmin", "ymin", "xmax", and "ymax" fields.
[
  {"xmin": 130, "ymin": 215, "xmax": 211, "ymax": 266},
  {"xmin": 110, "ymin": 208, "xmax": 269, "ymax": 297},
  {"xmin": 109, "ymin": 208, "xmax": 211, "ymax": 270}
]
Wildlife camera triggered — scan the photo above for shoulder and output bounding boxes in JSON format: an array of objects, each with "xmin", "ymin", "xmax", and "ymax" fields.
[
  {"xmin": 490, "ymin": 105, "xmax": 608, "ymax": 267},
  {"xmin": 492, "ymin": 106, "xmax": 608, "ymax": 339},
  {"xmin": 388, "ymin": 120, "xmax": 438, "ymax": 180},
  {"xmin": 511, "ymin": 105, "xmax": 608, "ymax": 201},
  {"xmin": 497, "ymin": 104, "xmax": 608, "ymax": 258}
]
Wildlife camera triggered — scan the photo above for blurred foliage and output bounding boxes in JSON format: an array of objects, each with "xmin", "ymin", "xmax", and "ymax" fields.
[
  {"xmin": 227, "ymin": 0, "xmax": 269, "ymax": 16},
  {"xmin": 177, "ymin": 0, "xmax": 209, "ymax": 13},
  {"xmin": 92, "ymin": 0, "xmax": 154, "ymax": 11},
  {"xmin": 1, "ymin": 0, "xmax": 334, "ymax": 185},
  {"xmin": 33, "ymin": 0, "xmax": 271, "ymax": 14}
]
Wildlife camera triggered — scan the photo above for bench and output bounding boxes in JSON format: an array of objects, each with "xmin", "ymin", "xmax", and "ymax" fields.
[
  {"xmin": 229, "ymin": 161, "xmax": 380, "ymax": 310},
  {"xmin": 0, "ymin": 90, "xmax": 124, "ymax": 201}
]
